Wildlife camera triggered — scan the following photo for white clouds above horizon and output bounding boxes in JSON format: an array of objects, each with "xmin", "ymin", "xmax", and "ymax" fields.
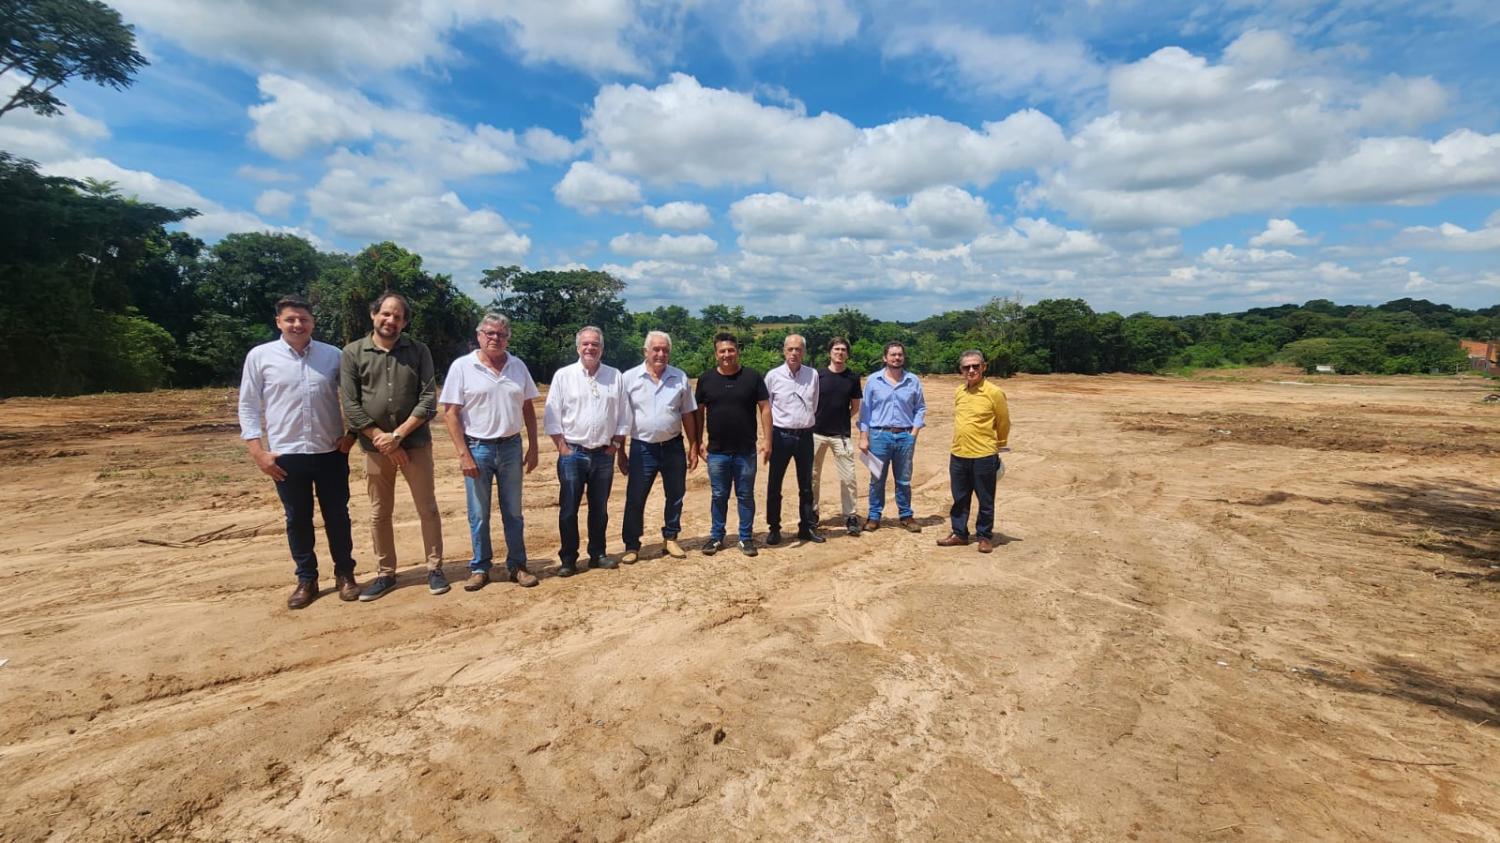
[
  {"xmin": 641, "ymin": 201, "xmax": 712, "ymax": 229},
  {"xmin": 1250, "ymin": 218, "xmax": 1317, "ymax": 247}
]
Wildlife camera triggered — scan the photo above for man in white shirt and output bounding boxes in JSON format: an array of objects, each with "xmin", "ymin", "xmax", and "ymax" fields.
[
  {"xmin": 763, "ymin": 334, "xmax": 825, "ymax": 545},
  {"xmin": 237, "ymin": 295, "xmax": 358, "ymax": 610},
  {"xmin": 439, "ymin": 312, "xmax": 542, "ymax": 590},
  {"xmin": 619, "ymin": 331, "xmax": 699, "ymax": 564},
  {"xmin": 543, "ymin": 326, "xmax": 628, "ymax": 576}
]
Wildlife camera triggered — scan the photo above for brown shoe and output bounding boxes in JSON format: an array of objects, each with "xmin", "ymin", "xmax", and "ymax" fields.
[
  {"xmin": 464, "ymin": 571, "xmax": 489, "ymax": 592},
  {"xmin": 976, "ymin": 537, "xmax": 994, "ymax": 554},
  {"xmin": 287, "ymin": 580, "xmax": 319, "ymax": 610},
  {"xmin": 508, "ymin": 568, "xmax": 539, "ymax": 588},
  {"xmin": 663, "ymin": 539, "xmax": 687, "ymax": 559},
  {"xmin": 621, "ymin": 550, "xmax": 640, "ymax": 564},
  {"xmin": 336, "ymin": 573, "xmax": 360, "ymax": 601},
  {"xmin": 936, "ymin": 533, "xmax": 968, "ymax": 547},
  {"xmin": 900, "ymin": 517, "xmax": 922, "ymax": 533},
  {"xmin": 865, "ymin": 518, "xmax": 879, "ymax": 531}
]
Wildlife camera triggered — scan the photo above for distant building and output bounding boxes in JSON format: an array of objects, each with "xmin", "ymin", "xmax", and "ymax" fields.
[{"xmin": 1460, "ymin": 339, "xmax": 1498, "ymax": 372}]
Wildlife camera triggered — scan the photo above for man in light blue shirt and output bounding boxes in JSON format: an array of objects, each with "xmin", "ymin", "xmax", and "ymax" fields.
[
  {"xmin": 858, "ymin": 341, "xmax": 926, "ymax": 532},
  {"xmin": 238, "ymin": 295, "xmax": 358, "ymax": 609},
  {"xmin": 619, "ymin": 331, "xmax": 699, "ymax": 563}
]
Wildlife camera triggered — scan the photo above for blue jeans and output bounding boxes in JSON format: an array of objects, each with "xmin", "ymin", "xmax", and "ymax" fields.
[
  {"xmin": 949, "ymin": 454, "xmax": 1000, "ymax": 539},
  {"xmin": 766, "ymin": 427, "xmax": 815, "ymax": 531},
  {"xmin": 464, "ymin": 436, "xmax": 527, "ymax": 574},
  {"xmin": 557, "ymin": 447, "xmax": 614, "ymax": 564},
  {"xmin": 706, "ymin": 451, "xmax": 757, "ymax": 542},
  {"xmin": 272, "ymin": 450, "xmax": 356, "ymax": 582},
  {"xmin": 622, "ymin": 436, "xmax": 687, "ymax": 551},
  {"xmin": 867, "ymin": 429, "xmax": 915, "ymax": 521}
]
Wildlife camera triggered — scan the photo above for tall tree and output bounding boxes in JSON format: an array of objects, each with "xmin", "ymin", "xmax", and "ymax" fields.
[
  {"xmin": 481, "ymin": 265, "xmax": 630, "ymax": 382},
  {"xmin": 0, "ymin": 0, "xmax": 148, "ymax": 119}
]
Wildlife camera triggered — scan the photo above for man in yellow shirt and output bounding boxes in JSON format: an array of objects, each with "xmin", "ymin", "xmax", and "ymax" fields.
[{"xmin": 937, "ymin": 349, "xmax": 1010, "ymax": 553}]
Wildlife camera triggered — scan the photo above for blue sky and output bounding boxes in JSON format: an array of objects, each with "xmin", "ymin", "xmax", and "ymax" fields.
[{"xmin": 5, "ymin": 0, "xmax": 1500, "ymax": 318}]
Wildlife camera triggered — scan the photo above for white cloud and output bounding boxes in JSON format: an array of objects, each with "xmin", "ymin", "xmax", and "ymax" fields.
[
  {"xmin": 553, "ymin": 161, "xmax": 643, "ymax": 213},
  {"xmin": 641, "ymin": 201, "xmax": 711, "ymax": 229},
  {"xmin": 609, "ymin": 232, "xmax": 718, "ymax": 258},
  {"xmin": 582, "ymin": 73, "xmax": 1067, "ymax": 196},
  {"xmin": 254, "ymin": 189, "xmax": 297, "ymax": 217},
  {"xmin": 734, "ymin": 0, "xmax": 859, "ymax": 50},
  {"xmin": 1397, "ymin": 220, "xmax": 1500, "ymax": 252},
  {"xmin": 971, "ymin": 218, "xmax": 1110, "ymax": 258},
  {"xmin": 903, "ymin": 185, "xmax": 992, "ymax": 239},
  {"xmin": 44, "ymin": 157, "xmax": 311, "ymax": 242},
  {"xmin": 730, "ymin": 192, "xmax": 907, "ymax": 240},
  {"xmin": 1250, "ymin": 218, "xmax": 1316, "ymax": 247},
  {"xmin": 113, "ymin": 0, "xmax": 650, "ymax": 77},
  {"xmin": 308, "ymin": 166, "xmax": 529, "ymax": 273},
  {"xmin": 0, "ymin": 78, "xmax": 109, "ymax": 160},
  {"xmin": 884, "ymin": 25, "xmax": 1105, "ymax": 102}
]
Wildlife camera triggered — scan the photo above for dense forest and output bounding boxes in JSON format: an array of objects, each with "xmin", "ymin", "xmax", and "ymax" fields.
[{"xmin": 1, "ymin": 149, "xmax": 1494, "ymax": 397}]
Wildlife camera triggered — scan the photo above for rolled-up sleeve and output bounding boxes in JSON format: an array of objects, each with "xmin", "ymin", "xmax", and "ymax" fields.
[{"xmin": 414, "ymin": 344, "xmax": 437, "ymax": 419}]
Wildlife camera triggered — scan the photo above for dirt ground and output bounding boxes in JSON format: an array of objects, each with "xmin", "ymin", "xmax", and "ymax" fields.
[{"xmin": 1, "ymin": 369, "xmax": 1497, "ymax": 842}]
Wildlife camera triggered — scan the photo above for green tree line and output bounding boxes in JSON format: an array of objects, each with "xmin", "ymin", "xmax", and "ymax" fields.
[{"xmin": 1, "ymin": 155, "xmax": 1492, "ymax": 398}]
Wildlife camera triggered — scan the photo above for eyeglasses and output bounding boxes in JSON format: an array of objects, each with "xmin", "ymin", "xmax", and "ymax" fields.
[
  {"xmin": 960, "ymin": 364, "xmax": 982, "ymax": 372},
  {"xmin": 479, "ymin": 330, "xmax": 509, "ymax": 340}
]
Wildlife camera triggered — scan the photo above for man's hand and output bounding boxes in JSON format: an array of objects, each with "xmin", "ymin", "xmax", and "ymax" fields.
[
  {"xmin": 556, "ymin": 442, "xmax": 574, "ymax": 457},
  {"xmin": 372, "ymin": 431, "xmax": 401, "ymax": 454},
  {"xmin": 687, "ymin": 448, "xmax": 699, "ymax": 471},
  {"xmin": 253, "ymin": 449, "xmax": 286, "ymax": 481},
  {"xmin": 616, "ymin": 450, "xmax": 629, "ymax": 476},
  {"xmin": 337, "ymin": 434, "xmax": 356, "ymax": 454},
  {"xmin": 457, "ymin": 450, "xmax": 479, "ymax": 478},
  {"xmin": 524, "ymin": 447, "xmax": 539, "ymax": 474},
  {"xmin": 697, "ymin": 442, "xmax": 708, "ymax": 462},
  {"xmin": 389, "ymin": 447, "xmax": 410, "ymax": 467},
  {"xmin": 759, "ymin": 441, "xmax": 771, "ymax": 463},
  {"xmin": 859, "ymin": 433, "xmax": 871, "ymax": 454}
]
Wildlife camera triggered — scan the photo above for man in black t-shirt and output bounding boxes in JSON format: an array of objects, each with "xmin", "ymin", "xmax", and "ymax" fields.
[
  {"xmin": 812, "ymin": 336, "xmax": 864, "ymax": 536},
  {"xmin": 693, "ymin": 332, "xmax": 770, "ymax": 557}
]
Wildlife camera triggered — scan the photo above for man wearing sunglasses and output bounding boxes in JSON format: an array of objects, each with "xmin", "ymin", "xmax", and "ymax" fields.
[{"xmin": 937, "ymin": 350, "xmax": 1010, "ymax": 553}]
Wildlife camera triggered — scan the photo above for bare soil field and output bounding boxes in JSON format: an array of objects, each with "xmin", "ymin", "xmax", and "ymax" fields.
[{"xmin": 1, "ymin": 370, "xmax": 1496, "ymax": 841}]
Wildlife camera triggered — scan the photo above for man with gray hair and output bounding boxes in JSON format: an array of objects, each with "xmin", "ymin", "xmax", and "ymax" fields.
[
  {"xmin": 440, "ymin": 312, "xmax": 541, "ymax": 589},
  {"xmin": 544, "ymin": 326, "xmax": 628, "ymax": 576},
  {"xmin": 619, "ymin": 330, "xmax": 699, "ymax": 563},
  {"xmin": 937, "ymin": 350, "xmax": 1010, "ymax": 554},
  {"xmin": 764, "ymin": 333, "xmax": 824, "ymax": 545}
]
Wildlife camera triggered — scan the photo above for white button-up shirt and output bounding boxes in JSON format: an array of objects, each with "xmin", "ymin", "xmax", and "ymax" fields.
[
  {"xmin": 622, "ymin": 362, "xmax": 697, "ymax": 443},
  {"xmin": 543, "ymin": 360, "xmax": 629, "ymax": 448},
  {"xmin": 764, "ymin": 362, "xmax": 819, "ymax": 429},
  {"xmin": 238, "ymin": 338, "xmax": 345, "ymax": 454},
  {"xmin": 438, "ymin": 351, "xmax": 539, "ymax": 439}
]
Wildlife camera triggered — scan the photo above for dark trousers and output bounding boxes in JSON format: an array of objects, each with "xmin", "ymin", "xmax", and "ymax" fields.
[
  {"xmin": 273, "ymin": 450, "xmax": 356, "ymax": 582},
  {"xmin": 949, "ymin": 453, "xmax": 1000, "ymax": 539},
  {"xmin": 622, "ymin": 436, "xmax": 687, "ymax": 551},
  {"xmin": 767, "ymin": 426, "xmax": 815, "ymax": 532},
  {"xmin": 557, "ymin": 448, "xmax": 614, "ymax": 564}
]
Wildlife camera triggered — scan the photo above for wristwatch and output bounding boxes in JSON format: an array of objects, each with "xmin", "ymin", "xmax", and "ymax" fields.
[{"xmin": 391, "ymin": 431, "xmax": 404, "ymax": 444}]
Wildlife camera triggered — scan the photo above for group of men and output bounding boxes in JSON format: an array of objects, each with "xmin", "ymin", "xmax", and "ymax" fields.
[{"xmin": 237, "ymin": 293, "xmax": 1010, "ymax": 610}]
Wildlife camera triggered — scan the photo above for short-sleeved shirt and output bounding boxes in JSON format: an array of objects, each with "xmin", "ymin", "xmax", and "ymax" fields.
[
  {"xmin": 623, "ymin": 363, "xmax": 697, "ymax": 443},
  {"xmin": 438, "ymin": 350, "xmax": 539, "ymax": 440},
  {"xmin": 952, "ymin": 380, "xmax": 1011, "ymax": 458},
  {"xmin": 695, "ymin": 366, "xmax": 768, "ymax": 454},
  {"xmin": 813, "ymin": 366, "xmax": 862, "ymax": 437},
  {"xmin": 764, "ymin": 363, "xmax": 819, "ymax": 429}
]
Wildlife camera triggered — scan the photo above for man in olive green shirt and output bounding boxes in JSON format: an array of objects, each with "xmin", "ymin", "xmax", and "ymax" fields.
[
  {"xmin": 937, "ymin": 349, "xmax": 1010, "ymax": 554},
  {"xmin": 340, "ymin": 292, "xmax": 446, "ymax": 599}
]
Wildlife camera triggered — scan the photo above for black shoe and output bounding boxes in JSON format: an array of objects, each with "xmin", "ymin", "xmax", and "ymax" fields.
[
  {"xmin": 591, "ymin": 554, "xmax": 619, "ymax": 570},
  {"xmin": 428, "ymin": 569, "xmax": 451, "ymax": 595},
  {"xmin": 845, "ymin": 516, "xmax": 861, "ymax": 536},
  {"xmin": 702, "ymin": 538, "xmax": 724, "ymax": 556},
  {"xmin": 557, "ymin": 563, "xmax": 578, "ymax": 578},
  {"xmin": 797, "ymin": 528, "xmax": 826, "ymax": 544},
  {"xmin": 358, "ymin": 575, "xmax": 397, "ymax": 602},
  {"xmin": 765, "ymin": 528, "xmax": 782, "ymax": 546},
  {"xmin": 739, "ymin": 539, "xmax": 759, "ymax": 557}
]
